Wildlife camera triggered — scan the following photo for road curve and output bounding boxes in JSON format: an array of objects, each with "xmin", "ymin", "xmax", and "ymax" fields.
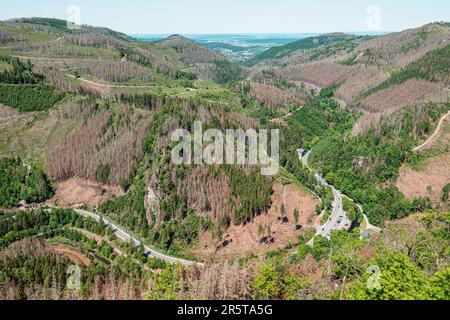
[
  {"xmin": 300, "ymin": 149, "xmax": 381, "ymax": 247},
  {"xmin": 269, "ymin": 106, "xmax": 304, "ymax": 125},
  {"xmin": 64, "ymin": 74, "xmax": 158, "ymax": 89},
  {"xmin": 299, "ymin": 150, "xmax": 351, "ymax": 245},
  {"xmin": 412, "ymin": 110, "xmax": 450, "ymax": 152},
  {"xmin": 73, "ymin": 209, "xmax": 203, "ymax": 267},
  {"xmin": 311, "ymin": 173, "xmax": 351, "ymax": 239}
]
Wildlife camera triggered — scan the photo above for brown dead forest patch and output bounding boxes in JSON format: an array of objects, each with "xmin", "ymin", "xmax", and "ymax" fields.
[
  {"xmin": 249, "ymin": 83, "xmax": 305, "ymax": 108},
  {"xmin": 194, "ymin": 183, "xmax": 319, "ymax": 261},
  {"xmin": 356, "ymin": 23, "xmax": 450, "ymax": 68},
  {"xmin": 49, "ymin": 177, "xmax": 124, "ymax": 209},
  {"xmin": 384, "ymin": 213, "xmax": 429, "ymax": 228},
  {"xmin": 282, "ymin": 62, "xmax": 352, "ymax": 88},
  {"xmin": 0, "ymin": 104, "xmax": 34, "ymax": 134},
  {"xmin": 0, "ymin": 104, "xmax": 19, "ymax": 117},
  {"xmin": 360, "ymin": 79, "xmax": 445, "ymax": 113},
  {"xmin": 335, "ymin": 66, "xmax": 389, "ymax": 103}
]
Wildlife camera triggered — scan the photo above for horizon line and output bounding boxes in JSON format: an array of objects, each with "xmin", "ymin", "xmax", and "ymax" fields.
[
  {"xmin": 2, "ymin": 16, "xmax": 448, "ymax": 36},
  {"xmin": 129, "ymin": 31, "xmax": 391, "ymax": 36}
]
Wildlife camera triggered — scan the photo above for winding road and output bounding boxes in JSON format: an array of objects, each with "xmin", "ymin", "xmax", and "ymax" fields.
[
  {"xmin": 300, "ymin": 151, "xmax": 351, "ymax": 245},
  {"xmin": 269, "ymin": 106, "xmax": 304, "ymax": 125},
  {"xmin": 64, "ymin": 74, "xmax": 159, "ymax": 89},
  {"xmin": 298, "ymin": 150, "xmax": 355, "ymax": 246},
  {"xmin": 412, "ymin": 110, "xmax": 450, "ymax": 152},
  {"xmin": 300, "ymin": 149, "xmax": 381, "ymax": 246},
  {"xmin": 72, "ymin": 209, "xmax": 203, "ymax": 267}
]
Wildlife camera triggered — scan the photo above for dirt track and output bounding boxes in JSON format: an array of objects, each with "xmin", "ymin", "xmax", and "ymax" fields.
[
  {"xmin": 412, "ymin": 110, "xmax": 450, "ymax": 152},
  {"xmin": 50, "ymin": 246, "xmax": 91, "ymax": 266}
]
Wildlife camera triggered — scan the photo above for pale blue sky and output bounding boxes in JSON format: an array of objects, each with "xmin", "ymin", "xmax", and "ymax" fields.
[{"xmin": 1, "ymin": 0, "xmax": 449, "ymax": 34}]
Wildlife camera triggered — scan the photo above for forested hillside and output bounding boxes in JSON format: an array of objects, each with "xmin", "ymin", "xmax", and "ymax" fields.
[
  {"xmin": 1, "ymin": 208, "xmax": 448, "ymax": 300},
  {"xmin": 310, "ymin": 101, "xmax": 450, "ymax": 225},
  {"xmin": 0, "ymin": 55, "xmax": 62, "ymax": 111},
  {"xmin": 0, "ymin": 157, "xmax": 53, "ymax": 208},
  {"xmin": 247, "ymin": 33, "xmax": 358, "ymax": 66},
  {"xmin": 0, "ymin": 18, "xmax": 449, "ymax": 301}
]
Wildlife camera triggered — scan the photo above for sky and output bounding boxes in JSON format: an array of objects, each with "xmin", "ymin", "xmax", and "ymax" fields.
[{"xmin": 1, "ymin": 0, "xmax": 449, "ymax": 34}]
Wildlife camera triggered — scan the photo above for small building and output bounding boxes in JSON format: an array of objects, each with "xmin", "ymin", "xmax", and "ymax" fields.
[
  {"xmin": 352, "ymin": 156, "xmax": 365, "ymax": 168},
  {"xmin": 297, "ymin": 149, "xmax": 306, "ymax": 157},
  {"xmin": 361, "ymin": 229, "xmax": 376, "ymax": 239}
]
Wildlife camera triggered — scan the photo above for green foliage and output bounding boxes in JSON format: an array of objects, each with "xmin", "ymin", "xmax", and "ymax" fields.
[
  {"xmin": 0, "ymin": 208, "xmax": 107, "ymax": 249},
  {"xmin": 252, "ymin": 263, "xmax": 282, "ymax": 299},
  {"xmin": 336, "ymin": 52, "xmax": 358, "ymax": 66},
  {"xmin": 426, "ymin": 267, "xmax": 450, "ymax": 300},
  {"xmin": 0, "ymin": 55, "xmax": 62, "ymax": 111},
  {"xmin": 310, "ymin": 41, "xmax": 357, "ymax": 62},
  {"xmin": 281, "ymin": 86, "xmax": 355, "ymax": 153},
  {"xmin": 100, "ymin": 179, "xmax": 148, "ymax": 241},
  {"xmin": 281, "ymin": 96, "xmax": 446, "ymax": 226},
  {"xmin": 281, "ymin": 275, "xmax": 312, "ymax": 300},
  {"xmin": 365, "ymin": 44, "xmax": 450, "ymax": 97},
  {"xmin": 0, "ymin": 55, "xmax": 43, "ymax": 84},
  {"xmin": 224, "ymin": 165, "xmax": 273, "ymax": 225},
  {"xmin": 309, "ymin": 103, "xmax": 449, "ymax": 224},
  {"xmin": 247, "ymin": 104, "xmax": 283, "ymax": 125},
  {"xmin": 119, "ymin": 177, "xmax": 130, "ymax": 192},
  {"xmin": 279, "ymin": 88, "xmax": 358, "ymax": 203},
  {"xmin": 153, "ymin": 211, "xmax": 212, "ymax": 255},
  {"xmin": 100, "ymin": 102, "xmax": 272, "ymax": 254},
  {"xmin": 0, "ymin": 84, "xmax": 62, "ymax": 112},
  {"xmin": 0, "ymin": 241, "xmax": 73, "ymax": 299},
  {"xmin": 15, "ymin": 18, "xmax": 72, "ymax": 32},
  {"xmin": 346, "ymin": 251, "xmax": 433, "ymax": 300},
  {"xmin": 175, "ymin": 70, "xmax": 197, "ymax": 81},
  {"xmin": 95, "ymin": 164, "xmax": 111, "ymax": 184},
  {"xmin": 248, "ymin": 34, "xmax": 357, "ymax": 65},
  {"xmin": 400, "ymin": 31, "xmax": 429, "ymax": 53},
  {"xmin": 343, "ymin": 198, "xmax": 361, "ymax": 223},
  {"xmin": 147, "ymin": 257, "xmax": 170, "ymax": 270},
  {"xmin": 0, "ymin": 157, "xmax": 53, "ymax": 208},
  {"xmin": 146, "ymin": 264, "xmax": 182, "ymax": 300},
  {"xmin": 293, "ymin": 208, "xmax": 300, "ymax": 226},
  {"xmin": 211, "ymin": 60, "xmax": 243, "ymax": 84},
  {"xmin": 441, "ymin": 184, "xmax": 450, "ymax": 203},
  {"xmin": 287, "ymin": 212, "xmax": 449, "ymax": 300},
  {"xmin": 318, "ymin": 84, "xmax": 341, "ymax": 99},
  {"xmin": 0, "ymin": 207, "xmax": 150, "ymax": 299}
]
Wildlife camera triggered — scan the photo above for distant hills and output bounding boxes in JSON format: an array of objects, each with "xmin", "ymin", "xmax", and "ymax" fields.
[{"xmin": 247, "ymin": 33, "xmax": 360, "ymax": 65}]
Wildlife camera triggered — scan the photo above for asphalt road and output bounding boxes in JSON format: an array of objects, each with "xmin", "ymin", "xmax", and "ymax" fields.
[
  {"xmin": 312, "ymin": 174, "xmax": 351, "ymax": 239},
  {"xmin": 73, "ymin": 209, "xmax": 203, "ymax": 267},
  {"xmin": 299, "ymin": 150, "xmax": 351, "ymax": 245}
]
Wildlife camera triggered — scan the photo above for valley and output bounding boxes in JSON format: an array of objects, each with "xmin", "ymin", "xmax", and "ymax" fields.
[{"xmin": 0, "ymin": 17, "xmax": 448, "ymax": 301}]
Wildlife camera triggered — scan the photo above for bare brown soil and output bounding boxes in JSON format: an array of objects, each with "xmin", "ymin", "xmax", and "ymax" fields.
[
  {"xmin": 194, "ymin": 183, "xmax": 319, "ymax": 261},
  {"xmin": 396, "ymin": 152, "xmax": 450, "ymax": 203},
  {"xmin": 50, "ymin": 246, "xmax": 91, "ymax": 266},
  {"xmin": 49, "ymin": 177, "xmax": 124, "ymax": 209},
  {"xmin": 0, "ymin": 104, "xmax": 19, "ymax": 117}
]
